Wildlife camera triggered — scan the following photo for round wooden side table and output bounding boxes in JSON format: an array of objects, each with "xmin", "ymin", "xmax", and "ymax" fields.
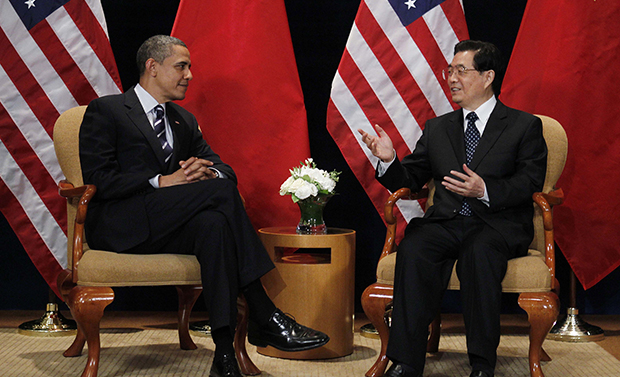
[{"xmin": 257, "ymin": 227, "xmax": 356, "ymax": 359}]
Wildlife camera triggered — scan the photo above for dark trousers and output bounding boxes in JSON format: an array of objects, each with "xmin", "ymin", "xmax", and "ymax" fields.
[
  {"xmin": 126, "ymin": 178, "xmax": 275, "ymax": 331},
  {"xmin": 386, "ymin": 215, "xmax": 514, "ymax": 376}
]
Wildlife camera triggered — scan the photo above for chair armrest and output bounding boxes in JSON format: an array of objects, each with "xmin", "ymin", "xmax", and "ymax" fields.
[
  {"xmin": 532, "ymin": 188, "xmax": 564, "ymax": 291},
  {"xmin": 380, "ymin": 187, "xmax": 429, "ymax": 261},
  {"xmin": 58, "ymin": 180, "xmax": 97, "ymax": 283}
]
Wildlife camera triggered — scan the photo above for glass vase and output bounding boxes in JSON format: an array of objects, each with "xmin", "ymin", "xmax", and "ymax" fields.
[{"xmin": 296, "ymin": 195, "xmax": 332, "ymax": 234}]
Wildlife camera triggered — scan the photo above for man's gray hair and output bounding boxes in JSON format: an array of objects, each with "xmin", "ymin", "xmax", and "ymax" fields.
[{"xmin": 136, "ymin": 35, "xmax": 187, "ymax": 76}]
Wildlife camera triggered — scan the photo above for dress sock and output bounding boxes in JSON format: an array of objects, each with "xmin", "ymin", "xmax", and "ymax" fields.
[
  {"xmin": 242, "ymin": 279, "xmax": 276, "ymax": 326},
  {"xmin": 211, "ymin": 326, "xmax": 235, "ymax": 360}
]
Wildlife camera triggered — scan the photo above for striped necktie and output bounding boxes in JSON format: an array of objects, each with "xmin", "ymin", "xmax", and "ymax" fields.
[{"xmin": 153, "ymin": 105, "xmax": 173, "ymax": 164}]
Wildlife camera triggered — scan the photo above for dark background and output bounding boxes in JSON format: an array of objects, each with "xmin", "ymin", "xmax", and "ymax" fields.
[{"xmin": 2, "ymin": 0, "xmax": 619, "ymax": 316}]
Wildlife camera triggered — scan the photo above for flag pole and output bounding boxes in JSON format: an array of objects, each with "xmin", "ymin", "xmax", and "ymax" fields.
[
  {"xmin": 17, "ymin": 288, "xmax": 77, "ymax": 337},
  {"xmin": 547, "ymin": 270, "xmax": 604, "ymax": 342}
]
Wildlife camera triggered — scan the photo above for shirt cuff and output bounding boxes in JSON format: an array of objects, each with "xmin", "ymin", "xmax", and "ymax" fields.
[
  {"xmin": 376, "ymin": 150, "xmax": 396, "ymax": 177},
  {"xmin": 477, "ymin": 182, "xmax": 490, "ymax": 206},
  {"xmin": 210, "ymin": 168, "xmax": 226, "ymax": 179},
  {"xmin": 149, "ymin": 175, "xmax": 161, "ymax": 188}
]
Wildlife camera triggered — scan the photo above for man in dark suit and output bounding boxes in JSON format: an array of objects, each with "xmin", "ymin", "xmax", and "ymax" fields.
[
  {"xmin": 79, "ymin": 35, "xmax": 328, "ymax": 377},
  {"xmin": 358, "ymin": 40, "xmax": 547, "ymax": 377}
]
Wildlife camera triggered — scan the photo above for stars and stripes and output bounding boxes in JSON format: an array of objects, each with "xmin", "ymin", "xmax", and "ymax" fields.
[
  {"xmin": 0, "ymin": 0, "xmax": 122, "ymax": 295},
  {"xmin": 326, "ymin": 0, "xmax": 468, "ymax": 239}
]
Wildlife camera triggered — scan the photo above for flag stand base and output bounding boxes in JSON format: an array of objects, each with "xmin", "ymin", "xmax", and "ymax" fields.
[
  {"xmin": 189, "ymin": 320, "xmax": 211, "ymax": 337},
  {"xmin": 360, "ymin": 323, "xmax": 380, "ymax": 339},
  {"xmin": 547, "ymin": 307, "xmax": 604, "ymax": 342},
  {"xmin": 18, "ymin": 303, "xmax": 77, "ymax": 337}
]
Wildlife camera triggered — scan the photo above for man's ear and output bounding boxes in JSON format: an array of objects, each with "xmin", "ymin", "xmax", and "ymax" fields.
[
  {"xmin": 484, "ymin": 70, "xmax": 495, "ymax": 89},
  {"xmin": 145, "ymin": 58, "xmax": 158, "ymax": 77}
]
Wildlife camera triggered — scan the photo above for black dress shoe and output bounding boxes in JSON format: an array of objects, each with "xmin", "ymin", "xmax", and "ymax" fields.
[
  {"xmin": 248, "ymin": 309, "xmax": 330, "ymax": 352},
  {"xmin": 209, "ymin": 353, "xmax": 242, "ymax": 377},
  {"xmin": 469, "ymin": 371, "xmax": 493, "ymax": 377},
  {"xmin": 384, "ymin": 363, "xmax": 421, "ymax": 377}
]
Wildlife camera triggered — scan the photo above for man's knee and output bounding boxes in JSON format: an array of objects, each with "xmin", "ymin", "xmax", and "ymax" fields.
[
  {"xmin": 457, "ymin": 242, "xmax": 508, "ymax": 283},
  {"xmin": 397, "ymin": 229, "xmax": 452, "ymax": 265},
  {"xmin": 188, "ymin": 210, "xmax": 229, "ymax": 233}
]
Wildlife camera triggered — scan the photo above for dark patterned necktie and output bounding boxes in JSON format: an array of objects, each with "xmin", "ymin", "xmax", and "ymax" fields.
[
  {"xmin": 154, "ymin": 105, "xmax": 173, "ymax": 164},
  {"xmin": 459, "ymin": 111, "xmax": 480, "ymax": 216}
]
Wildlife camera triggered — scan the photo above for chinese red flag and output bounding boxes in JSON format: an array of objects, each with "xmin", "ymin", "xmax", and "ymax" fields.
[
  {"xmin": 172, "ymin": 0, "xmax": 311, "ymax": 229},
  {"xmin": 500, "ymin": 0, "xmax": 620, "ymax": 289}
]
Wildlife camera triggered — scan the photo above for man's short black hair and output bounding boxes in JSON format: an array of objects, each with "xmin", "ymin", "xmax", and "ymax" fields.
[
  {"xmin": 136, "ymin": 35, "xmax": 187, "ymax": 76},
  {"xmin": 454, "ymin": 40, "xmax": 505, "ymax": 95}
]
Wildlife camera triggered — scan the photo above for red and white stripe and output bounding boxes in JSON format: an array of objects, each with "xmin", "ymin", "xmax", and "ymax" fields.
[
  {"xmin": 0, "ymin": 0, "xmax": 121, "ymax": 295},
  {"xmin": 327, "ymin": 0, "xmax": 468, "ymax": 240}
]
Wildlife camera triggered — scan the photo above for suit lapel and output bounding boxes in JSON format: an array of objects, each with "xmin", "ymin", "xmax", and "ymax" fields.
[
  {"xmin": 469, "ymin": 101, "xmax": 509, "ymax": 170},
  {"xmin": 446, "ymin": 109, "xmax": 466, "ymax": 166},
  {"xmin": 124, "ymin": 89, "xmax": 168, "ymax": 171},
  {"xmin": 165, "ymin": 104, "xmax": 188, "ymax": 173}
]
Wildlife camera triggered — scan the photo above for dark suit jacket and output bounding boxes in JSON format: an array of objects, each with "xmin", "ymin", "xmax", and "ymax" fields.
[
  {"xmin": 378, "ymin": 100, "xmax": 548, "ymax": 256},
  {"xmin": 79, "ymin": 88, "xmax": 236, "ymax": 252}
]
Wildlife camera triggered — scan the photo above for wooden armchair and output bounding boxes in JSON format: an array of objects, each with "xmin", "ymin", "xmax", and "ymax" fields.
[
  {"xmin": 361, "ymin": 115, "xmax": 567, "ymax": 377},
  {"xmin": 53, "ymin": 106, "xmax": 259, "ymax": 377}
]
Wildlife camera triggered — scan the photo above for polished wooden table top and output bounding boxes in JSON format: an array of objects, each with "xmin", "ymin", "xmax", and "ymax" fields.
[{"xmin": 259, "ymin": 227, "xmax": 355, "ymax": 236}]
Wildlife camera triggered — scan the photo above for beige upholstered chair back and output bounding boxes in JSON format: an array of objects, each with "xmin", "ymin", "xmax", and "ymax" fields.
[
  {"xmin": 425, "ymin": 115, "xmax": 567, "ymax": 254},
  {"xmin": 53, "ymin": 106, "xmax": 88, "ymax": 265},
  {"xmin": 531, "ymin": 115, "xmax": 567, "ymax": 253}
]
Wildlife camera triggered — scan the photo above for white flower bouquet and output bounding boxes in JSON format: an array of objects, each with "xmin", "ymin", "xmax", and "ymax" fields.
[{"xmin": 279, "ymin": 158, "xmax": 341, "ymax": 202}]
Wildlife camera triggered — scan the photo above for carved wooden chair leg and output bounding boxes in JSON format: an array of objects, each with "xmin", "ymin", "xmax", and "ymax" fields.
[
  {"xmin": 57, "ymin": 270, "xmax": 87, "ymax": 357},
  {"xmin": 235, "ymin": 295, "xmax": 261, "ymax": 376},
  {"xmin": 540, "ymin": 347, "xmax": 551, "ymax": 362},
  {"xmin": 518, "ymin": 292, "xmax": 559, "ymax": 377},
  {"xmin": 362, "ymin": 283, "xmax": 394, "ymax": 377},
  {"xmin": 64, "ymin": 327, "xmax": 88, "ymax": 357},
  {"xmin": 68, "ymin": 286, "xmax": 114, "ymax": 377},
  {"xmin": 176, "ymin": 285, "xmax": 202, "ymax": 350},
  {"xmin": 427, "ymin": 313, "xmax": 441, "ymax": 353}
]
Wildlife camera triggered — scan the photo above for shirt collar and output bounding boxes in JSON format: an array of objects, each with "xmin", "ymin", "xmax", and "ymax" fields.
[
  {"xmin": 462, "ymin": 95, "xmax": 497, "ymax": 133},
  {"xmin": 134, "ymin": 84, "xmax": 164, "ymax": 115}
]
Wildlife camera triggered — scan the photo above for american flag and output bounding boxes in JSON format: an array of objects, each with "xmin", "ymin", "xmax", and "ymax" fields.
[
  {"xmin": 327, "ymin": 0, "xmax": 468, "ymax": 239},
  {"xmin": 0, "ymin": 0, "xmax": 121, "ymax": 295}
]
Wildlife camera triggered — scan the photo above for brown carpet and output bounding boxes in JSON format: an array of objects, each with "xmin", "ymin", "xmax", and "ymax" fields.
[{"xmin": 1, "ymin": 311, "xmax": 618, "ymax": 377}]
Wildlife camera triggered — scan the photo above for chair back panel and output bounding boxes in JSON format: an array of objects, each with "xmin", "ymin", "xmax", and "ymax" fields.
[
  {"xmin": 53, "ymin": 106, "xmax": 88, "ymax": 263},
  {"xmin": 536, "ymin": 115, "xmax": 568, "ymax": 195},
  {"xmin": 53, "ymin": 106, "xmax": 87, "ymax": 187},
  {"xmin": 530, "ymin": 115, "xmax": 567, "ymax": 253}
]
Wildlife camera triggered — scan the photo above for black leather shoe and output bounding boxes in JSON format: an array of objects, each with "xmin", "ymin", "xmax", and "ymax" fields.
[
  {"xmin": 384, "ymin": 363, "xmax": 421, "ymax": 377},
  {"xmin": 248, "ymin": 309, "xmax": 330, "ymax": 352},
  {"xmin": 469, "ymin": 371, "xmax": 493, "ymax": 377},
  {"xmin": 209, "ymin": 353, "xmax": 242, "ymax": 377}
]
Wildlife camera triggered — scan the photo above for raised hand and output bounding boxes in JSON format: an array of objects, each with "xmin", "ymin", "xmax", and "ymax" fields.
[{"xmin": 358, "ymin": 124, "xmax": 395, "ymax": 163}]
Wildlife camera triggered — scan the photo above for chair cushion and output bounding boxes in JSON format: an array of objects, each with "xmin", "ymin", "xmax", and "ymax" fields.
[
  {"xmin": 77, "ymin": 250, "xmax": 202, "ymax": 287},
  {"xmin": 376, "ymin": 250, "xmax": 551, "ymax": 293}
]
